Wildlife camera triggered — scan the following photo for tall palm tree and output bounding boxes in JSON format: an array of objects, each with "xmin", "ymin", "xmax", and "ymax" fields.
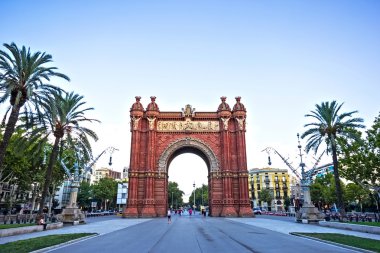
[
  {"xmin": 0, "ymin": 42, "xmax": 69, "ymax": 169},
  {"xmin": 24, "ymin": 91, "xmax": 99, "ymax": 213},
  {"xmin": 301, "ymin": 101, "xmax": 364, "ymax": 214}
]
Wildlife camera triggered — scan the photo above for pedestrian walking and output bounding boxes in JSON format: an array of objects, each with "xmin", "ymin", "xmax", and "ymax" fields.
[{"xmin": 167, "ymin": 209, "xmax": 172, "ymax": 224}]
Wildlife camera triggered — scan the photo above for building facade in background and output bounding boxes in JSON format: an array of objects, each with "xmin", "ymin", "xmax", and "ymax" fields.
[
  {"xmin": 248, "ymin": 167, "xmax": 292, "ymax": 211},
  {"xmin": 91, "ymin": 167, "xmax": 121, "ymax": 184}
]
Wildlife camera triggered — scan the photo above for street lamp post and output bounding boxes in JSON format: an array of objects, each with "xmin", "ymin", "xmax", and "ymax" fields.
[
  {"xmin": 171, "ymin": 192, "xmax": 173, "ymax": 208},
  {"xmin": 297, "ymin": 133, "xmax": 308, "ymax": 204},
  {"xmin": 250, "ymin": 173, "xmax": 254, "ymax": 208},
  {"xmin": 202, "ymin": 185, "xmax": 204, "ymax": 206},
  {"xmin": 296, "ymin": 133, "xmax": 323, "ymax": 223},
  {"xmin": 193, "ymin": 182, "xmax": 196, "ymax": 210}
]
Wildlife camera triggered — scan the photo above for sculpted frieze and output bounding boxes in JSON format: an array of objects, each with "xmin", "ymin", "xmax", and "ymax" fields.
[{"xmin": 157, "ymin": 119, "xmax": 219, "ymax": 132}]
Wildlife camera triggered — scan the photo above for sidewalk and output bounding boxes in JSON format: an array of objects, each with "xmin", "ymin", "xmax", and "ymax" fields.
[
  {"xmin": 228, "ymin": 217, "xmax": 380, "ymax": 241},
  {"xmin": 0, "ymin": 218, "xmax": 151, "ymax": 245},
  {"xmin": 2, "ymin": 217, "xmax": 379, "ymax": 246}
]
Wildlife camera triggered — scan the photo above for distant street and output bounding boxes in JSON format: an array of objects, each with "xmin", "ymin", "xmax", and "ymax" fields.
[{"xmin": 49, "ymin": 214, "xmax": 359, "ymax": 253}]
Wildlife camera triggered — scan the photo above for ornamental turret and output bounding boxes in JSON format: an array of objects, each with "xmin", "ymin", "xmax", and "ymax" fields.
[
  {"xmin": 130, "ymin": 96, "xmax": 144, "ymax": 117},
  {"xmin": 146, "ymin": 96, "xmax": 160, "ymax": 117},
  {"xmin": 232, "ymin": 96, "xmax": 246, "ymax": 118},
  {"xmin": 232, "ymin": 96, "xmax": 246, "ymax": 131},
  {"xmin": 217, "ymin": 96, "xmax": 232, "ymax": 118}
]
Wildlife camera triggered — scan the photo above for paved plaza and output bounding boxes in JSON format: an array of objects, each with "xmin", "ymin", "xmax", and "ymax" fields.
[{"xmin": 2, "ymin": 214, "xmax": 379, "ymax": 253}]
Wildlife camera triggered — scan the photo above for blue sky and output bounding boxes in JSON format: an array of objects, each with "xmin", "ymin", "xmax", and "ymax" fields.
[{"xmin": 1, "ymin": 1, "xmax": 379, "ymax": 199}]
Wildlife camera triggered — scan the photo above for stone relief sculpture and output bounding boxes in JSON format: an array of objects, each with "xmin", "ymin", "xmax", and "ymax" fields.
[
  {"xmin": 220, "ymin": 117, "xmax": 230, "ymax": 130},
  {"xmin": 131, "ymin": 116, "xmax": 141, "ymax": 130},
  {"xmin": 157, "ymin": 119, "xmax": 219, "ymax": 132},
  {"xmin": 147, "ymin": 117, "xmax": 156, "ymax": 130},
  {"xmin": 236, "ymin": 117, "xmax": 245, "ymax": 131}
]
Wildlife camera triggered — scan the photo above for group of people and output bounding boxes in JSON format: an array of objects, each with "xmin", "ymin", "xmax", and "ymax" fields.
[{"xmin": 167, "ymin": 208, "xmax": 207, "ymax": 223}]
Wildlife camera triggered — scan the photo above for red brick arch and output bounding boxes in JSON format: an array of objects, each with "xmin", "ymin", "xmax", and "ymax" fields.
[{"xmin": 124, "ymin": 96, "xmax": 252, "ymax": 217}]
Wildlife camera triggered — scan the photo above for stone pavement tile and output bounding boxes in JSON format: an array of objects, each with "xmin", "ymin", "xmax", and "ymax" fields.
[
  {"xmin": 0, "ymin": 218, "xmax": 151, "ymax": 245},
  {"xmin": 228, "ymin": 218, "xmax": 380, "ymax": 241}
]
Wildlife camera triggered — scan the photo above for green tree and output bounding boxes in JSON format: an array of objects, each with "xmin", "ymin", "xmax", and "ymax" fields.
[
  {"xmin": 345, "ymin": 183, "xmax": 369, "ymax": 212},
  {"xmin": 0, "ymin": 42, "xmax": 69, "ymax": 169},
  {"xmin": 284, "ymin": 196, "xmax": 291, "ymax": 211},
  {"xmin": 310, "ymin": 173, "xmax": 339, "ymax": 209},
  {"xmin": 77, "ymin": 181, "xmax": 92, "ymax": 210},
  {"xmin": 0, "ymin": 129, "xmax": 49, "ymax": 212},
  {"xmin": 259, "ymin": 188, "xmax": 273, "ymax": 210},
  {"xmin": 189, "ymin": 184, "xmax": 208, "ymax": 210},
  {"xmin": 93, "ymin": 177, "xmax": 117, "ymax": 210},
  {"xmin": 168, "ymin": 181, "xmax": 184, "ymax": 208},
  {"xmin": 24, "ymin": 91, "xmax": 99, "ymax": 213},
  {"xmin": 339, "ymin": 113, "xmax": 380, "ymax": 210},
  {"xmin": 301, "ymin": 101, "xmax": 364, "ymax": 214}
]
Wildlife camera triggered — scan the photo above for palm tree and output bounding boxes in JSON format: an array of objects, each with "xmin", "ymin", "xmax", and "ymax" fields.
[
  {"xmin": 0, "ymin": 42, "xmax": 69, "ymax": 169},
  {"xmin": 301, "ymin": 101, "xmax": 364, "ymax": 214},
  {"xmin": 24, "ymin": 91, "xmax": 99, "ymax": 213}
]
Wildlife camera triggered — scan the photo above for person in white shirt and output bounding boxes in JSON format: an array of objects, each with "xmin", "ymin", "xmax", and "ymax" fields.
[{"xmin": 167, "ymin": 209, "xmax": 172, "ymax": 224}]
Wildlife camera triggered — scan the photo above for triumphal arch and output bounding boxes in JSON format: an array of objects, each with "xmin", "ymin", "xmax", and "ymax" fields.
[{"xmin": 124, "ymin": 96, "xmax": 252, "ymax": 217}]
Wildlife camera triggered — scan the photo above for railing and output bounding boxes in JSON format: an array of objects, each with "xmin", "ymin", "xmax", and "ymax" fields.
[
  {"xmin": 326, "ymin": 212, "xmax": 380, "ymax": 223},
  {"xmin": 0, "ymin": 214, "xmax": 58, "ymax": 224}
]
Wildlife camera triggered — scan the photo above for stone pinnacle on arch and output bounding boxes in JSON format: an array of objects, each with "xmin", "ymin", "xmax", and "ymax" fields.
[
  {"xmin": 130, "ymin": 96, "xmax": 144, "ymax": 117},
  {"xmin": 217, "ymin": 96, "xmax": 232, "ymax": 118},
  {"xmin": 233, "ymin": 96, "xmax": 246, "ymax": 112},
  {"xmin": 146, "ymin": 96, "xmax": 160, "ymax": 111},
  {"xmin": 217, "ymin": 96, "xmax": 231, "ymax": 112},
  {"xmin": 232, "ymin": 96, "xmax": 246, "ymax": 118},
  {"xmin": 130, "ymin": 96, "xmax": 143, "ymax": 111}
]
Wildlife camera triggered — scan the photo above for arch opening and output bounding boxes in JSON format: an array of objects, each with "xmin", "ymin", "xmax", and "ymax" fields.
[{"xmin": 168, "ymin": 152, "xmax": 208, "ymax": 208}]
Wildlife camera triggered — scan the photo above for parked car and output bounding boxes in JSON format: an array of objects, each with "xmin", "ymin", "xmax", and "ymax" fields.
[{"xmin": 253, "ymin": 207, "xmax": 262, "ymax": 215}]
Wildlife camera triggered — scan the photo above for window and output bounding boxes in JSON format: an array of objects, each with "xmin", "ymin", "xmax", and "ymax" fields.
[{"xmin": 257, "ymin": 184, "xmax": 260, "ymax": 190}]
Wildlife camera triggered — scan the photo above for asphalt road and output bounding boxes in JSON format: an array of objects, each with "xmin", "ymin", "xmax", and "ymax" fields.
[{"xmin": 48, "ymin": 215, "xmax": 359, "ymax": 253}]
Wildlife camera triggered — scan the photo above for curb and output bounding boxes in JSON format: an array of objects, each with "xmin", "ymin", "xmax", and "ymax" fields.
[
  {"xmin": 319, "ymin": 221, "xmax": 380, "ymax": 234},
  {"xmin": 30, "ymin": 234, "xmax": 98, "ymax": 253},
  {"xmin": 290, "ymin": 232, "xmax": 376, "ymax": 253},
  {"xmin": 0, "ymin": 222, "xmax": 64, "ymax": 237}
]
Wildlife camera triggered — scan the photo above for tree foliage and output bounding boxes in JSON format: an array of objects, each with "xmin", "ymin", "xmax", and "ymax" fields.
[
  {"xmin": 339, "ymin": 112, "xmax": 380, "ymax": 210},
  {"xmin": 301, "ymin": 101, "xmax": 364, "ymax": 214},
  {"xmin": 77, "ymin": 181, "xmax": 92, "ymax": 210},
  {"xmin": 92, "ymin": 177, "xmax": 117, "ymax": 210},
  {"xmin": 340, "ymin": 113, "xmax": 380, "ymax": 192},
  {"xmin": 0, "ymin": 42, "xmax": 69, "ymax": 169},
  {"xmin": 310, "ymin": 173, "xmax": 339, "ymax": 208},
  {"xmin": 259, "ymin": 188, "xmax": 273, "ymax": 209},
  {"xmin": 23, "ymin": 91, "xmax": 100, "ymax": 213},
  {"xmin": 188, "ymin": 184, "xmax": 208, "ymax": 209},
  {"xmin": 168, "ymin": 181, "xmax": 184, "ymax": 208},
  {"xmin": 345, "ymin": 183, "xmax": 370, "ymax": 212}
]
